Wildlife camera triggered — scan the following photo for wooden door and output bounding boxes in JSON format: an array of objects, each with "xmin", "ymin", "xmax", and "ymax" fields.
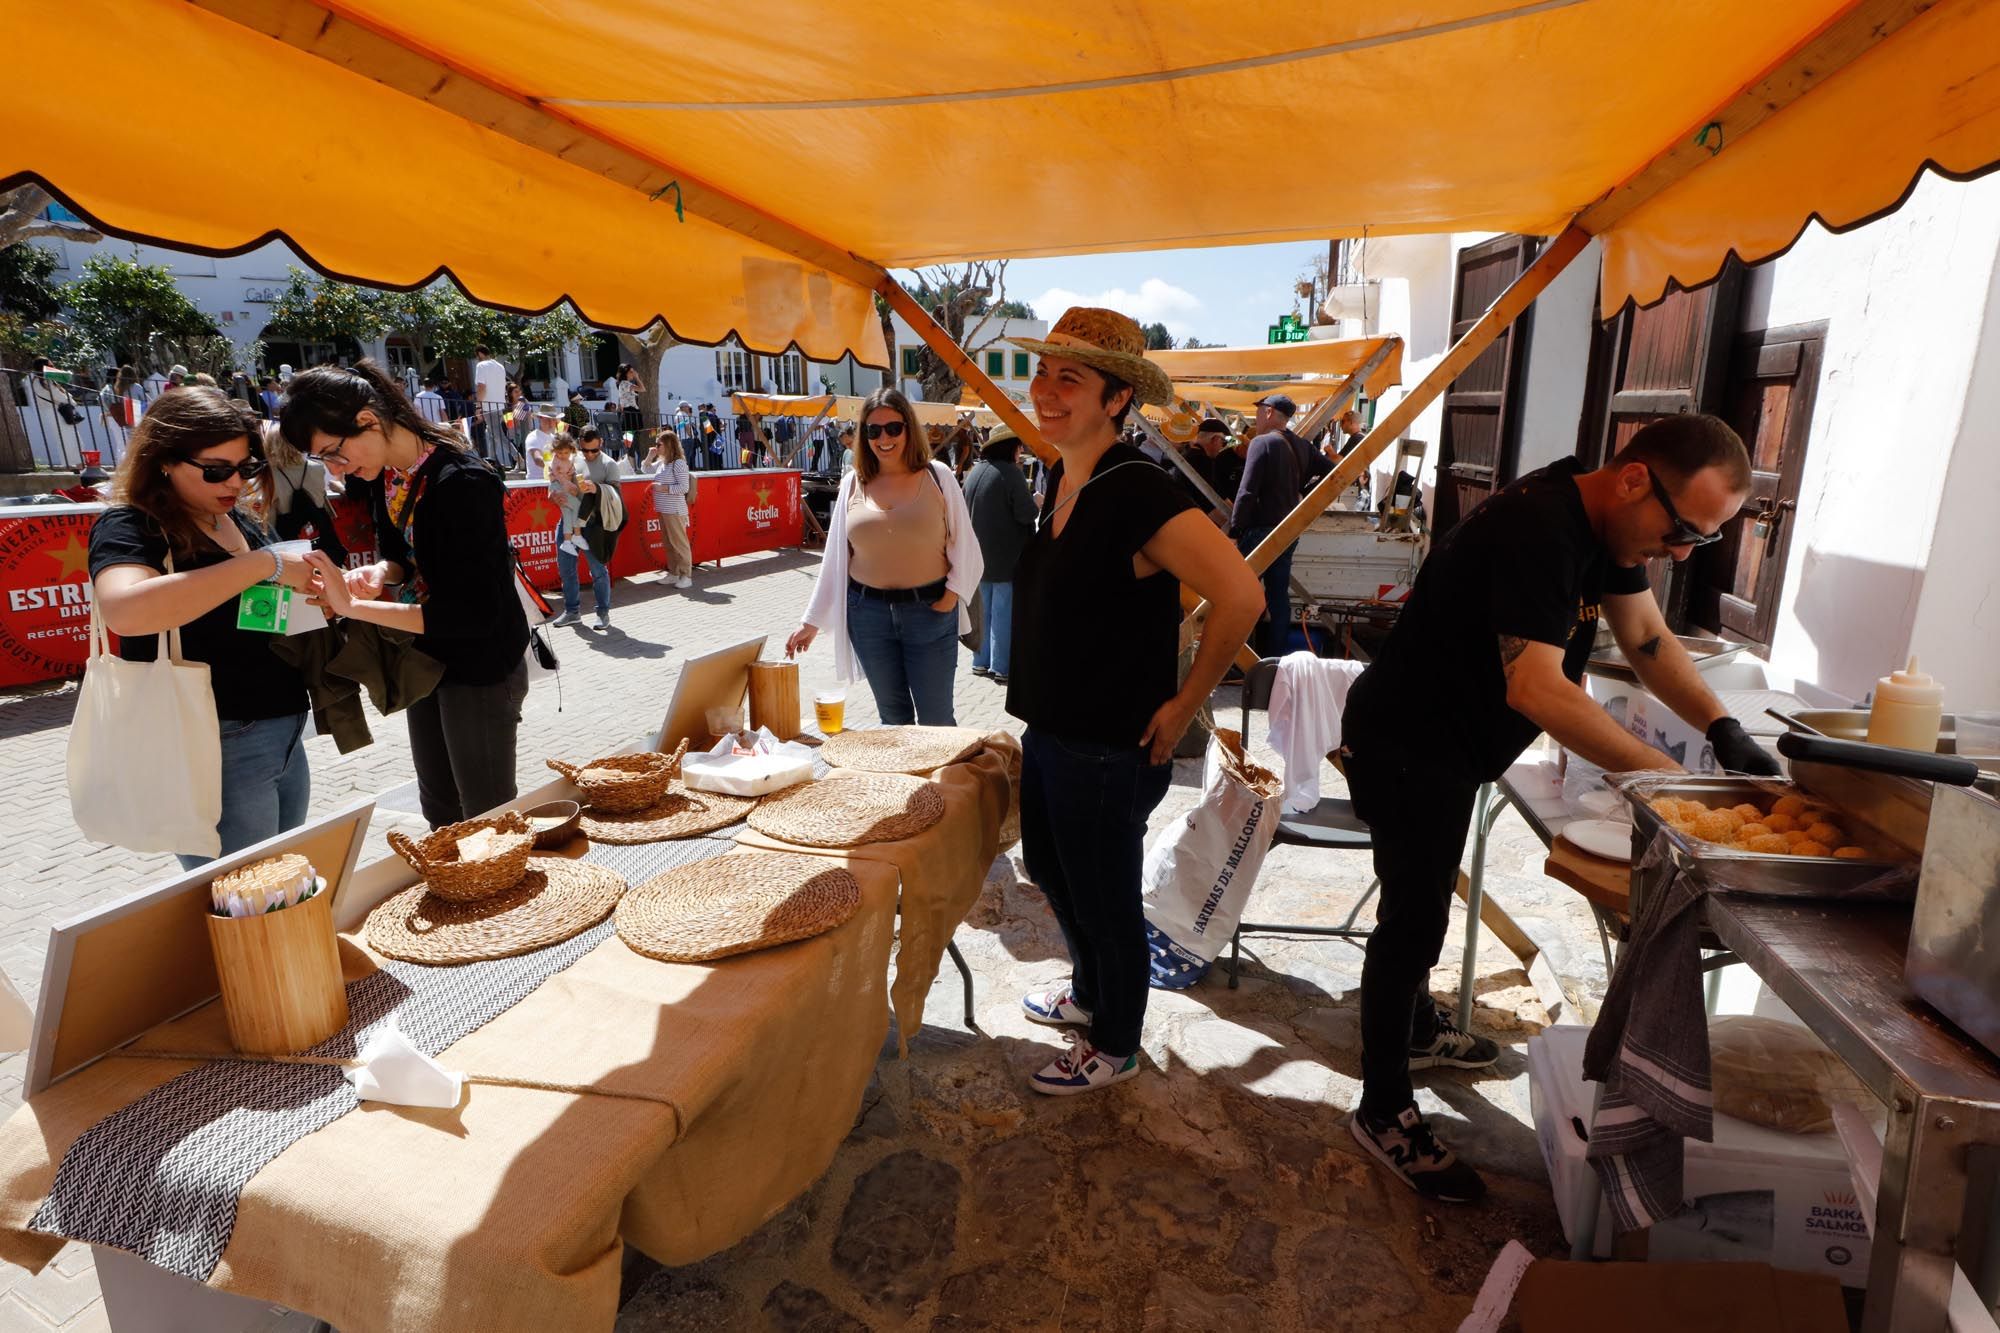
[
  {"xmin": 1685, "ymin": 323, "xmax": 1824, "ymax": 649},
  {"xmin": 1435, "ymin": 235, "xmax": 1537, "ymax": 532},
  {"xmin": 1575, "ymin": 267, "xmax": 1743, "ymax": 620}
]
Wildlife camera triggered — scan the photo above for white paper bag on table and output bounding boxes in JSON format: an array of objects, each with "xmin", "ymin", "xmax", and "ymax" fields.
[{"xmin": 1141, "ymin": 729, "xmax": 1283, "ymax": 989}]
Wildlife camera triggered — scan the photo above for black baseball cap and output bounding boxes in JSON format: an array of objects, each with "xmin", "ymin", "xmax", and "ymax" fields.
[
  {"xmin": 1253, "ymin": 393, "xmax": 1297, "ymax": 417},
  {"xmin": 1198, "ymin": 417, "xmax": 1229, "ymax": 434}
]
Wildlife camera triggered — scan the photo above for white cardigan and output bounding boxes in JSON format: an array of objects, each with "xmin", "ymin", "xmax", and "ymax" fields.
[{"xmin": 802, "ymin": 461, "xmax": 985, "ymax": 684}]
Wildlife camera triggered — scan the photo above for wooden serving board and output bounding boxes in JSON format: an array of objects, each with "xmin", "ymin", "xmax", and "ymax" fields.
[{"xmin": 1544, "ymin": 837, "xmax": 1633, "ymax": 919}]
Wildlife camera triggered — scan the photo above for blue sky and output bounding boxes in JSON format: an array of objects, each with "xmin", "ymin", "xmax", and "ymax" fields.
[{"xmin": 988, "ymin": 240, "xmax": 1330, "ymax": 347}]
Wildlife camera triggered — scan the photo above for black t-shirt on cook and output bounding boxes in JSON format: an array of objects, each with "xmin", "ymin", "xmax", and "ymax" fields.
[
  {"xmin": 1006, "ymin": 443, "xmax": 1198, "ymax": 748},
  {"xmin": 87, "ymin": 505, "xmax": 309, "ymax": 722},
  {"xmin": 1343, "ymin": 458, "xmax": 1651, "ymax": 782}
]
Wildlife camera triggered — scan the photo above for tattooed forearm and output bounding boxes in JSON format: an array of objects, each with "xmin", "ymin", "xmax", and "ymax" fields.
[
  {"xmin": 1498, "ymin": 635, "xmax": 1529, "ymax": 675},
  {"xmin": 1637, "ymin": 635, "xmax": 1662, "ymax": 659}
]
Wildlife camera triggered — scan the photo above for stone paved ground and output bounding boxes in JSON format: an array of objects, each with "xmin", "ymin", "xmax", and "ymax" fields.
[{"xmin": 0, "ymin": 547, "xmax": 1605, "ymax": 1331}]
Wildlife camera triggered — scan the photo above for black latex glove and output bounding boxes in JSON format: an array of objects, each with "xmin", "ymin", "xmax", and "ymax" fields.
[{"xmin": 1708, "ymin": 717, "xmax": 1782, "ymax": 776}]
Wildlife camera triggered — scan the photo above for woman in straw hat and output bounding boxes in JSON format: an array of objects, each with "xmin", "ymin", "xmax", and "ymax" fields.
[
  {"xmin": 786, "ymin": 386, "xmax": 983, "ymax": 725},
  {"xmin": 1004, "ymin": 308, "xmax": 1263, "ymax": 1096}
]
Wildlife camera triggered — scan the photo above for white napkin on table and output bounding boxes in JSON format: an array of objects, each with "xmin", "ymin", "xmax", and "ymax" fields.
[{"xmin": 343, "ymin": 1024, "xmax": 466, "ymax": 1109}]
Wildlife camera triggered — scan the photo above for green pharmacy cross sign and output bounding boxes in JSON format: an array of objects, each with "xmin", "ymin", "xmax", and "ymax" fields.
[{"xmin": 1267, "ymin": 314, "xmax": 1309, "ymax": 344}]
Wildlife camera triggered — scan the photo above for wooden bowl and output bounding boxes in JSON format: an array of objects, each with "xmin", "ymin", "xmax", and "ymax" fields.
[{"xmin": 522, "ymin": 799, "xmax": 584, "ymax": 849}]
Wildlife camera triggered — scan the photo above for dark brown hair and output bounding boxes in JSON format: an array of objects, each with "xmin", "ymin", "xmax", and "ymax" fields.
[
  {"xmin": 1611, "ymin": 413, "xmax": 1753, "ymax": 491},
  {"xmin": 278, "ymin": 359, "xmax": 468, "ymax": 460},
  {"xmin": 110, "ymin": 386, "xmax": 266, "ymax": 559},
  {"xmin": 854, "ymin": 386, "xmax": 929, "ymax": 483}
]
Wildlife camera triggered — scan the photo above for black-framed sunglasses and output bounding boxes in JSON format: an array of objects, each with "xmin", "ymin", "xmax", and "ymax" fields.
[
  {"xmin": 581, "ymin": 445, "xmax": 602, "ymax": 455},
  {"xmin": 864, "ymin": 421, "xmax": 907, "ymax": 441},
  {"xmin": 183, "ymin": 458, "xmax": 268, "ymax": 484},
  {"xmin": 1646, "ymin": 465, "xmax": 1725, "ymax": 547}
]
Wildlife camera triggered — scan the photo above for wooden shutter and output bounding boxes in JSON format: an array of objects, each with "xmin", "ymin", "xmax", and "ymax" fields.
[{"xmin": 1435, "ymin": 235, "xmax": 1537, "ymax": 532}]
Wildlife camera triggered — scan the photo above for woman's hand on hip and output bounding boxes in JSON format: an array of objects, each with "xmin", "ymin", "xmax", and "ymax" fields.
[
  {"xmin": 1139, "ymin": 691, "xmax": 1198, "ymax": 767},
  {"xmin": 785, "ymin": 623, "xmax": 818, "ymax": 657},
  {"xmin": 929, "ymin": 591, "xmax": 958, "ymax": 614}
]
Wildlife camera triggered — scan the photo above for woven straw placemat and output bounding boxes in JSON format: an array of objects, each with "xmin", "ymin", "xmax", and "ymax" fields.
[
  {"xmin": 578, "ymin": 779, "xmax": 758, "ymax": 845},
  {"xmin": 365, "ymin": 857, "xmax": 627, "ymax": 965},
  {"xmin": 746, "ymin": 772, "xmax": 944, "ymax": 848},
  {"xmin": 816, "ymin": 726, "xmax": 985, "ymax": 776},
  {"xmin": 616, "ymin": 852, "xmax": 862, "ymax": 963}
]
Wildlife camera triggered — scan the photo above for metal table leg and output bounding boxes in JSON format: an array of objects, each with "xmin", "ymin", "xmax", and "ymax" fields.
[
  {"xmin": 946, "ymin": 939, "xmax": 975, "ymax": 1028},
  {"xmin": 1864, "ymin": 1093, "xmax": 1973, "ymax": 1332},
  {"xmin": 1457, "ymin": 781, "xmax": 1507, "ymax": 1031}
]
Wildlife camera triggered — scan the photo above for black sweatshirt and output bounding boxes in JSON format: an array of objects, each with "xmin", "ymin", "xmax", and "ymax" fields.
[{"xmin": 374, "ymin": 449, "xmax": 528, "ymax": 685}]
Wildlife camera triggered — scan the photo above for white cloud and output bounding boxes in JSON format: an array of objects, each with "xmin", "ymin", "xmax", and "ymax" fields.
[{"xmin": 1029, "ymin": 278, "xmax": 1205, "ymax": 338}]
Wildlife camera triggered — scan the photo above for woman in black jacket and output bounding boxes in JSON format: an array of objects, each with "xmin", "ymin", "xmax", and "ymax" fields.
[
  {"xmin": 280, "ymin": 361, "xmax": 530, "ymax": 828},
  {"xmin": 959, "ymin": 426, "xmax": 1038, "ymax": 684}
]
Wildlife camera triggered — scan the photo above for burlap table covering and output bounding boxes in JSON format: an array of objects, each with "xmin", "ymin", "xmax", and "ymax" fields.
[
  {"xmin": 0, "ymin": 850, "xmax": 899, "ymax": 1333},
  {"xmin": 734, "ymin": 735, "xmax": 1017, "ymax": 1052}
]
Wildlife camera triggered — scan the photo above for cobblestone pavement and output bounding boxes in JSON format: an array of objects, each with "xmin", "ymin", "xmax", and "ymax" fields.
[{"xmin": 0, "ymin": 548, "xmax": 1603, "ymax": 1331}]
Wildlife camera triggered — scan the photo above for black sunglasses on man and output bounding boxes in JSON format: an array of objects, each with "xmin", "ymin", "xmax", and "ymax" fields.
[{"xmin": 1646, "ymin": 465, "xmax": 1725, "ymax": 547}]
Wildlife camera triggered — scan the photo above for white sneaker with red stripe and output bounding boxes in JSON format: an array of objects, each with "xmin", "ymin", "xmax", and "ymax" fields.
[{"xmin": 1028, "ymin": 1031, "xmax": 1141, "ymax": 1096}]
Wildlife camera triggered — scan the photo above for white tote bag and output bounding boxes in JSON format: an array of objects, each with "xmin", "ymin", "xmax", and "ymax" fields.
[
  {"xmin": 1141, "ymin": 728, "xmax": 1283, "ymax": 988},
  {"xmin": 66, "ymin": 557, "xmax": 223, "ymax": 857}
]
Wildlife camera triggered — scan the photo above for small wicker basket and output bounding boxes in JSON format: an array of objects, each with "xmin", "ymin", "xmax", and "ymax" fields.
[
  {"xmin": 387, "ymin": 811, "xmax": 535, "ymax": 903},
  {"xmin": 547, "ymin": 740, "xmax": 689, "ymax": 814}
]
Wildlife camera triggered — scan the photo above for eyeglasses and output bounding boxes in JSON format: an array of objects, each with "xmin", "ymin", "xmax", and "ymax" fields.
[
  {"xmin": 183, "ymin": 458, "xmax": 268, "ymax": 483},
  {"xmin": 581, "ymin": 446, "xmax": 602, "ymax": 455},
  {"xmin": 1646, "ymin": 466, "xmax": 1725, "ymax": 547},
  {"xmin": 864, "ymin": 421, "xmax": 907, "ymax": 441}
]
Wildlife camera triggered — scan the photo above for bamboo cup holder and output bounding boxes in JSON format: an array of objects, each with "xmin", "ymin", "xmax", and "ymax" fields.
[
  {"xmin": 748, "ymin": 659, "xmax": 802, "ymax": 740},
  {"xmin": 205, "ymin": 886, "xmax": 348, "ymax": 1056}
]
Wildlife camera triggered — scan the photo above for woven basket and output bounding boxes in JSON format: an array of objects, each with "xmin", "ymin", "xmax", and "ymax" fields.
[
  {"xmin": 547, "ymin": 739, "xmax": 688, "ymax": 814},
  {"xmin": 386, "ymin": 812, "xmax": 534, "ymax": 903}
]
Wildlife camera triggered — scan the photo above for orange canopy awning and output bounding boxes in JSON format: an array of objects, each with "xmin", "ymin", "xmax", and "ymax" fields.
[{"xmin": 6, "ymin": 0, "xmax": 1997, "ymax": 358}]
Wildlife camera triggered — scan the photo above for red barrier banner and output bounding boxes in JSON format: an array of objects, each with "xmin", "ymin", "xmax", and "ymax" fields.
[
  {"xmin": 0, "ymin": 505, "xmax": 97, "ymax": 688},
  {"xmin": 689, "ymin": 470, "xmax": 801, "ymax": 564}
]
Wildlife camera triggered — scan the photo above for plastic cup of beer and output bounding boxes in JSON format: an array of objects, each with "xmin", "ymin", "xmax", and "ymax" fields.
[{"xmin": 814, "ymin": 690, "xmax": 846, "ymax": 735}]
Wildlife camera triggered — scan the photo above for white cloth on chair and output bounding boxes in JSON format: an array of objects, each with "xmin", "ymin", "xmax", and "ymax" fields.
[{"xmin": 1266, "ymin": 652, "xmax": 1366, "ymax": 813}]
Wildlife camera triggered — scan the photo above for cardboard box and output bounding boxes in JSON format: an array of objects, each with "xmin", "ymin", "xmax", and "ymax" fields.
[
  {"xmin": 1528, "ymin": 1026, "xmax": 1869, "ymax": 1287},
  {"xmin": 1517, "ymin": 1260, "xmax": 1847, "ymax": 1333}
]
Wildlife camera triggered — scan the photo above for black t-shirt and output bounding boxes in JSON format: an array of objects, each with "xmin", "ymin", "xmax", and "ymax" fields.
[
  {"xmin": 87, "ymin": 506, "xmax": 309, "ymax": 722},
  {"xmin": 1006, "ymin": 444, "xmax": 1198, "ymax": 747},
  {"xmin": 374, "ymin": 448, "xmax": 529, "ymax": 686},
  {"xmin": 1343, "ymin": 458, "xmax": 1651, "ymax": 781}
]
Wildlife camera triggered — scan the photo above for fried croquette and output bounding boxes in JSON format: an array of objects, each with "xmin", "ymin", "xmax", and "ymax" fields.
[
  {"xmin": 1745, "ymin": 834, "xmax": 1792, "ymax": 854},
  {"xmin": 1833, "ymin": 846, "xmax": 1870, "ymax": 859},
  {"xmin": 1731, "ymin": 803, "xmax": 1764, "ymax": 821},
  {"xmin": 1804, "ymin": 821, "xmax": 1844, "ymax": 846},
  {"xmin": 1736, "ymin": 823, "xmax": 1773, "ymax": 841},
  {"xmin": 1690, "ymin": 810, "xmax": 1742, "ymax": 842},
  {"xmin": 1763, "ymin": 812, "xmax": 1799, "ymax": 834},
  {"xmin": 1791, "ymin": 840, "xmax": 1831, "ymax": 857},
  {"xmin": 1771, "ymin": 794, "xmax": 1808, "ymax": 818}
]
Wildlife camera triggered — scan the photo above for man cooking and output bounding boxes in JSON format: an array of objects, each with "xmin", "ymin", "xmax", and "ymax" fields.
[{"xmin": 1341, "ymin": 413, "xmax": 1780, "ymax": 1203}]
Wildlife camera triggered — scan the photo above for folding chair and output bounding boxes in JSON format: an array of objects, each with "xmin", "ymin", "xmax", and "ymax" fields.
[{"xmin": 1224, "ymin": 656, "xmax": 1380, "ymax": 987}]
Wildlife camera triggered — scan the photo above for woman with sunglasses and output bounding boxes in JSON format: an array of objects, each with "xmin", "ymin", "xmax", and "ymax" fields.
[
  {"xmin": 280, "ymin": 361, "xmax": 530, "ymax": 829},
  {"xmin": 89, "ymin": 386, "xmax": 318, "ymax": 868},
  {"xmin": 786, "ymin": 386, "xmax": 981, "ymax": 725}
]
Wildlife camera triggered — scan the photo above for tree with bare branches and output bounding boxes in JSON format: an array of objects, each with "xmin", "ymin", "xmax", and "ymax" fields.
[
  {"xmin": 0, "ymin": 184, "xmax": 101, "ymax": 250},
  {"xmin": 880, "ymin": 260, "xmax": 1017, "ymax": 404}
]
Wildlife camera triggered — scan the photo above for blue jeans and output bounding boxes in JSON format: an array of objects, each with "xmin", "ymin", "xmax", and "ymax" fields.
[
  {"xmin": 1019, "ymin": 727, "xmax": 1173, "ymax": 1057},
  {"xmin": 177, "ymin": 713, "xmax": 311, "ymax": 871},
  {"xmin": 557, "ymin": 539, "xmax": 611, "ymax": 617},
  {"xmin": 1236, "ymin": 525, "xmax": 1297, "ymax": 657},
  {"xmin": 971, "ymin": 579, "xmax": 1014, "ymax": 676},
  {"xmin": 846, "ymin": 586, "xmax": 958, "ymax": 726}
]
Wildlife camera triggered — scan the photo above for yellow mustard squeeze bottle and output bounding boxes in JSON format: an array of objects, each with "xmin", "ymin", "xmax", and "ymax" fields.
[{"xmin": 1866, "ymin": 656, "xmax": 1945, "ymax": 752}]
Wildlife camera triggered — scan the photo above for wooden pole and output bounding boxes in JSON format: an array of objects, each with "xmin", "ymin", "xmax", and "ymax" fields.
[
  {"xmin": 877, "ymin": 280, "xmax": 1052, "ymax": 464},
  {"xmin": 1288, "ymin": 336, "xmax": 1399, "ymax": 446}
]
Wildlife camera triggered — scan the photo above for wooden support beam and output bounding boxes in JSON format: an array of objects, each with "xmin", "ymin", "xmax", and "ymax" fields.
[
  {"xmin": 878, "ymin": 280, "xmax": 1052, "ymax": 463},
  {"xmin": 1289, "ymin": 336, "xmax": 1400, "ymax": 445}
]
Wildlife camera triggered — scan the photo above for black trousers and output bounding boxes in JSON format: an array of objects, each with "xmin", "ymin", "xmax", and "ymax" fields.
[
  {"xmin": 1343, "ymin": 739, "xmax": 1479, "ymax": 1118},
  {"xmin": 405, "ymin": 659, "xmax": 530, "ymax": 828}
]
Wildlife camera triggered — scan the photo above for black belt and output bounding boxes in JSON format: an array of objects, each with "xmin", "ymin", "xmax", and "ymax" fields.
[{"xmin": 850, "ymin": 576, "xmax": 948, "ymax": 604}]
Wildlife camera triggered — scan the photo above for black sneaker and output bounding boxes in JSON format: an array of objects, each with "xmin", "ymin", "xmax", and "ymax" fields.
[
  {"xmin": 1409, "ymin": 1002, "xmax": 1501, "ymax": 1071},
  {"xmin": 1349, "ymin": 1104, "xmax": 1486, "ymax": 1202}
]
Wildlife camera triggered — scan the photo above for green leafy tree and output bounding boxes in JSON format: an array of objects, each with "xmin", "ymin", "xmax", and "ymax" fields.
[
  {"xmin": 62, "ymin": 253, "xmax": 216, "ymax": 370},
  {"xmin": 0, "ymin": 245, "xmax": 62, "ymax": 321},
  {"xmin": 1141, "ymin": 321, "xmax": 1174, "ymax": 350},
  {"xmin": 262, "ymin": 267, "xmax": 384, "ymax": 348},
  {"xmin": 991, "ymin": 298, "xmax": 1034, "ymax": 319}
]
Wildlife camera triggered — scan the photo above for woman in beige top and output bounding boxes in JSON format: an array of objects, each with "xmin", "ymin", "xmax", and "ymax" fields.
[{"xmin": 787, "ymin": 387, "xmax": 983, "ymax": 724}]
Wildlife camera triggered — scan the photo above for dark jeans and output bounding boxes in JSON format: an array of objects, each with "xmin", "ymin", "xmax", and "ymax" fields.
[
  {"xmin": 1235, "ymin": 525, "xmax": 1297, "ymax": 656},
  {"xmin": 405, "ymin": 660, "xmax": 530, "ymax": 827},
  {"xmin": 556, "ymin": 539, "xmax": 612, "ymax": 616},
  {"xmin": 1019, "ymin": 726, "xmax": 1174, "ymax": 1057},
  {"xmin": 1344, "ymin": 739, "xmax": 1478, "ymax": 1117},
  {"xmin": 846, "ymin": 585, "xmax": 958, "ymax": 725}
]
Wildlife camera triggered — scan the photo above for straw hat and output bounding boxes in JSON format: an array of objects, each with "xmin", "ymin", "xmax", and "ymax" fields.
[
  {"xmin": 365, "ymin": 857, "xmax": 626, "ymax": 965},
  {"xmin": 615, "ymin": 853, "xmax": 862, "ymax": 963},
  {"xmin": 579, "ymin": 779, "xmax": 758, "ymax": 844},
  {"xmin": 1007, "ymin": 308, "xmax": 1175, "ymax": 407},
  {"xmin": 746, "ymin": 772, "xmax": 945, "ymax": 848},
  {"xmin": 818, "ymin": 726, "xmax": 985, "ymax": 776}
]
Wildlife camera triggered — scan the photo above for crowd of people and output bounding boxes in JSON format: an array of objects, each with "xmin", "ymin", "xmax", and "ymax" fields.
[{"xmin": 72, "ymin": 301, "xmax": 1770, "ymax": 1212}]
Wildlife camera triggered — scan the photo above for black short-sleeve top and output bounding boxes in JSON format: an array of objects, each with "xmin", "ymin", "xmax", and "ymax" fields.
[
  {"xmin": 1006, "ymin": 443, "xmax": 1199, "ymax": 747},
  {"xmin": 87, "ymin": 505, "xmax": 308, "ymax": 722}
]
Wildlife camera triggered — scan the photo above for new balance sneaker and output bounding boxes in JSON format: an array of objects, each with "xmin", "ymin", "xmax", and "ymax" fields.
[
  {"xmin": 1021, "ymin": 984, "xmax": 1091, "ymax": 1027},
  {"xmin": 551, "ymin": 611, "xmax": 581, "ymax": 628},
  {"xmin": 1349, "ymin": 1104, "xmax": 1486, "ymax": 1202},
  {"xmin": 1029, "ymin": 1032, "xmax": 1141, "ymax": 1097},
  {"xmin": 1409, "ymin": 1002, "xmax": 1501, "ymax": 1071}
]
